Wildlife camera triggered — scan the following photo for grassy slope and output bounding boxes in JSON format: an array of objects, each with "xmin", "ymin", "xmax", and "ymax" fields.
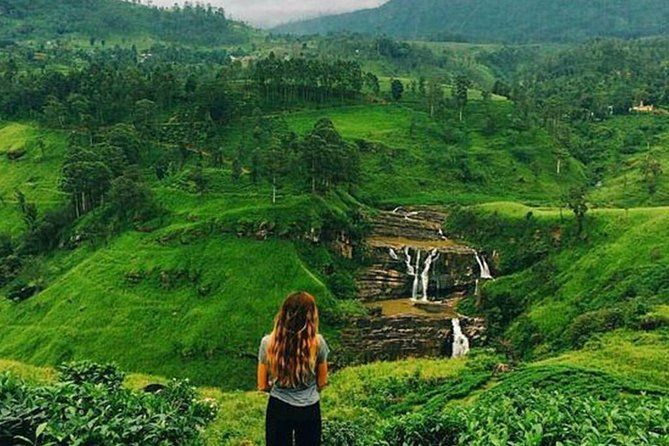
[
  {"xmin": 2, "ymin": 324, "xmax": 667, "ymax": 445},
  {"xmin": 0, "ymin": 229, "xmax": 334, "ymax": 389},
  {"xmin": 280, "ymin": 102, "xmax": 585, "ymax": 206},
  {"xmin": 0, "ymin": 123, "xmax": 68, "ymax": 236},
  {"xmin": 0, "ymin": 123, "xmax": 353, "ymax": 390},
  {"xmin": 589, "ymin": 115, "xmax": 669, "ymax": 207},
  {"xmin": 466, "ymin": 203, "xmax": 669, "ymax": 354}
]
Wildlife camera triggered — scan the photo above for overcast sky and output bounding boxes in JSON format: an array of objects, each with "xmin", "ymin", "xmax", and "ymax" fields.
[{"xmin": 151, "ymin": 0, "xmax": 388, "ymax": 27}]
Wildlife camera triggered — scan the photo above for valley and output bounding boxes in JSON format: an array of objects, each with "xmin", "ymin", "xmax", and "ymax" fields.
[{"xmin": 1, "ymin": 1, "xmax": 668, "ymax": 444}]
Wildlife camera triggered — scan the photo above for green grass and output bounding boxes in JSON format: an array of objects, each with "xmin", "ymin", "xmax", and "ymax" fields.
[
  {"xmin": 538, "ymin": 328, "xmax": 669, "ymax": 388},
  {"xmin": 0, "ymin": 122, "xmax": 68, "ymax": 236},
  {"xmin": 207, "ymin": 357, "xmax": 472, "ymax": 445},
  {"xmin": 279, "ymin": 102, "xmax": 585, "ymax": 205},
  {"xmin": 589, "ymin": 118, "xmax": 669, "ymax": 207},
  {"xmin": 453, "ymin": 203, "xmax": 669, "ymax": 356},
  {"xmin": 0, "ymin": 231, "xmax": 336, "ymax": 389}
]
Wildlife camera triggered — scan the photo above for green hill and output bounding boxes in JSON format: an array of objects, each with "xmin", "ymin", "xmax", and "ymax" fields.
[
  {"xmin": 274, "ymin": 0, "xmax": 669, "ymax": 43},
  {"xmin": 0, "ymin": 0, "xmax": 250, "ymax": 45},
  {"xmin": 445, "ymin": 202, "xmax": 669, "ymax": 359}
]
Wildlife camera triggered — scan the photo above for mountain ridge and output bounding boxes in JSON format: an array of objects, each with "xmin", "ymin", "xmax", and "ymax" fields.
[{"xmin": 273, "ymin": 0, "xmax": 669, "ymax": 43}]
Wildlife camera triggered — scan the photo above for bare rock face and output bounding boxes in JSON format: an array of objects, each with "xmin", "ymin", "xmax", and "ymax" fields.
[
  {"xmin": 370, "ymin": 208, "xmax": 446, "ymax": 241},
  {"xmin": 336, "ymin": 206, "xmax": 489, "ymax": 365},
  {"xmin": 339, "ymin": 314, "xmax": 486, "ymax": 364},
  {"xmin": 357, "ymin": 208, "xmax": 481, "ymax": 301}
]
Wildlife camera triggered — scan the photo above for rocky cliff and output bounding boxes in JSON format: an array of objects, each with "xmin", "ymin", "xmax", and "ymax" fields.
[
  {"xmin": 357, "ymin": 208, "xmax": 482, "ymax": 301},
  {"xmin": 339, "ymin": 207, "xmax": 490, "ymax": 364},
  {"xmin": 340, "ymin": 313, "xmax": 486, "ymax": 364}
]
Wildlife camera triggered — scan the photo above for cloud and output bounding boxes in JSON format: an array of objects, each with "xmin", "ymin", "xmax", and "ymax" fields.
[{"xmin": 150, "ymin": 0, "xmax": 388, "ymax": 27}]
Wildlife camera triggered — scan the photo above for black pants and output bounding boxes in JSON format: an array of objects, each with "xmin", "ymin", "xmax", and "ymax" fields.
[{"xmin": 266, "ymin": 396, "xmax": 322, "ymax": 446}]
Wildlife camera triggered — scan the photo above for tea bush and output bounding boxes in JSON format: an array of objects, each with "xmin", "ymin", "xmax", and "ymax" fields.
[
  {"xmin": 56, "ymin": 360, "xmax": 126, "ymax": 389},
  {"xmin": 0, "ymin": 362, "xmax": 216, "ymax": 445},
  {"xmin": 378, "ymin": 366, "xmax": 669, "ymax": 446}
]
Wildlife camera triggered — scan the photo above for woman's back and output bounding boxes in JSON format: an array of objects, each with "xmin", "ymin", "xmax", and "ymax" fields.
[
  {"xmin": 258, "ymin": 291, "xmax": 330, "ymax": 446},
  {"xmin": 258, "ymin": 333, "xmax": 329, "ymax": 407}
]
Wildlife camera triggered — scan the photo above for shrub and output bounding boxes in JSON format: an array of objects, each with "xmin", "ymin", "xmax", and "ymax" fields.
[
  {"xmin": 56, "ymin": 361, "xmax": 126, "ymax": 390},
  {"xmin": 323, "ymin": 419, "xmax": 366, "ymax": 446},
  {"xmin": 564, "ymin": 303, "xmax": 646, "ymax": 348},
  {"xmin": 0, "ymin": 254, "xmax": 22, "ymax": 288},
  {"xmin": 376, "ymin": 367, "xmax": 669, "ymax": 446},
  {"xmin": 0, "ymin": 363, "xmax": 217, "ymax": 446},
  {"xmin": 5, "ymin": 281, "xmax": 41, "ymax": 302},
  {"xmin": 379, "ymin": 410, "xmax": 463, "ymax": 446}
]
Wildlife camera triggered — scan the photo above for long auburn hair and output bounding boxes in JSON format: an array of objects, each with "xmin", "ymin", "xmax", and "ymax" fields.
[{"xmin": 267, "ymin": 291, "xmax": 320, "ymax": 388}]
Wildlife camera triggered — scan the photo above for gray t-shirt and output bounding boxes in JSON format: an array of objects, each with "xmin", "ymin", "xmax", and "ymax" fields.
[{"xmin": 258, "ymin": 334, "xmax": 330, "ymax": 407}]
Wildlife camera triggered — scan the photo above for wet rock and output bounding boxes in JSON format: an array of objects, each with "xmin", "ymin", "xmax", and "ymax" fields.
[{"xmin": 340, "ymin": 313, "xmax": 485, "ymax": 364}]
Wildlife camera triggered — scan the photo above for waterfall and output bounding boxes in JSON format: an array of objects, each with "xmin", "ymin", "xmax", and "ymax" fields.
[
  {"xmin": 389, "ymin": 248, "xmax": 399, "ymax": 261},
  {"xmin": 411, "ymin": 250, "xmax": 421, "ymax": 300},
  {"xmin": 404, "ymin": 247, "xmax": 441, "ymax": 301},
  {"xmin": 419, "ymin": 249, "xmax": 439, "ymax": 301},
  {"xmin": 475, "ymin": 252, "xmax": 493, "ymax": 280},
  {"xmin": 451, "ymin": 318, "xmax": 470, "ymax": 358},
  {"xmin": 404, "ymin": 247, "xmax": 415, "ymax": 276},
  {"xmin": 474, "ymin": 279, "xmax": 480, "ymax": 297}
]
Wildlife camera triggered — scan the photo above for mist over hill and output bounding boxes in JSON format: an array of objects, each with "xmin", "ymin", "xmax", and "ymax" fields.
[{"xmin": 273, "ymin": 0, "xmax": 669, "ymax": 43}]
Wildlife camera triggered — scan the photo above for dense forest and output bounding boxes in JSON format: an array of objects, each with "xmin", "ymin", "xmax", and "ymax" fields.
[
  {"xmin": 0, "ymin": 1, "xmax": 668, "ymax": 445},
  {"xmin": 275, "ymin": 0, "xmax": 669, "ymax": 43},
  {"xmin": 0, "ymin": 0, "xmax": 250, "ymax": 45}
]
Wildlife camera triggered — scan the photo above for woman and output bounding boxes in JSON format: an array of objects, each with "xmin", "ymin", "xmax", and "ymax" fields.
[{"xmin": 258, "ymin": 291, "xmax": 330, "ymax": 446}]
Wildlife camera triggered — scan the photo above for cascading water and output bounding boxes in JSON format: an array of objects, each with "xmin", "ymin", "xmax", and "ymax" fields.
[
  {"xmin": 389, "ymin": 248, "xmax": 399, "ymax": 261},
  {"xmin": 451, "ymin": 318, "xmax": 470, "ymax": 358},
  {"xmin": 475, "ymin": 252, "xmax": 493, "ymax": 280},
  {"xmin": 419, "ymin": 249, "xmax": 439, "ymax": 301},
  {"xmin": 411, "ymin": 250, "xmax": 421, "ymax": 300},
  {"xmin": 404, "ymin": 246, "xmax": 415, "ymax": 276}
]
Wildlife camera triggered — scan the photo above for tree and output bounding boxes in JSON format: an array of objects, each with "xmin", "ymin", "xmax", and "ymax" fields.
[
  {"xmin": 257, "ymin": 138, "xmax": 293, "ymax": 204},
  {"xmin": 565, "ymin": 186, "xmax": 588, "ymax": 237},
  {"xmin": 364, "ymin": 72, "xmax": 380, "ymax": 95},
  {"xmin": 14, "ymin": 189, "xmax": 38, "ymax": 231},
  {"xmin": 232, "ymin": 155, "xmax": 243, "ymax": 183},
  {"xmin": 300, "ymin": 118, "xmax": 360, "ymax": 194},
  {"xmin": 454, "ymin": 75, "xmax": 471, "ymax": 122},
  {"xmin": 60, "ymin": 148, "xmax": 113, "ymax": 217},
  {"xmin": 106, "ymin": 174, "xmax": 158, "ymax": 225},
  {"xmin": 641, "ymin": 153, "xmax": 663, "ymax": 195},
  {"xmin": 133, "ymin": 99, "xmax": 157, "ymax": 137},
  {"xmin": 418, "ymin": 77, "xmax": 426, "ymax": 96},
  {"xmin": 391, "ymin": 79, "xmax": 404, "ymax": 101},
  {"xmin": 426, "ymin": 78, "xmax": 443, "ymax": 118},
  {"xmin": 191, "ymin": 162, "xmax": 207, "ymax": 195},
  {"xmin": 102, "ymin": 124, "xmax": 142, "ymax": 165}
]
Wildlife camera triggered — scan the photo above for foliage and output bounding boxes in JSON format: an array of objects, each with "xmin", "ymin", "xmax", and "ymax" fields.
[
  {"xmin": 252, "ymin": 55, "xmax": 364, "ymax": 107},
  {"xmin": 390, "ymin": 79, "xmax": 404, "ymax": 101},
  {"xmin": 56, "ymin": 361, "xmax": 126, "ymax": 390},
  {"xmin": 0, "ymin": 0, "xmax": 249, "ymax": 45},
  {"xmin": 274, "ymin": 0, "xmax": 669, "ymax": 43},
  {"xmin": 322, "ymin": 420, "xmax": 366, "ymax": 446},
  {"xmin": 0, "ymin": 363, "xmax": 216, "ymax": 446},
  {"xmin": 564, "ymin": 186, "xmax": 588, "ymax": 236}
]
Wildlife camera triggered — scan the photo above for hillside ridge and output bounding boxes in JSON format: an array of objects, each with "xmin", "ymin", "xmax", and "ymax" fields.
[{"xmin": 274, "ymin": 0, "xmax": 669, "ymax": 43}]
